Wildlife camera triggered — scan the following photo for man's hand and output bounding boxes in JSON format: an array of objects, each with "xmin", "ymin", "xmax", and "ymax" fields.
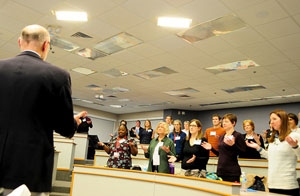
[{"xmin": 74, "ymin": 111, "xmax": 87, "ymax": 125}]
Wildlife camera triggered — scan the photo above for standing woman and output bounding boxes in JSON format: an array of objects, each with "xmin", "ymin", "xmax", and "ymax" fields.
[
  {"xmin": 239, "ymin": 119, "xmax": 265, "ymax": 159},
  {"xmin": 202, "ymin": 113, "xmax": 246, "ymax": 182},
  {"xmin": 179, "ymin": 119, "xmax": 209, "ymax": 176},
  {"xmin": 138, "ymin": 119, "xmax": 153, "ymax": 144},
  {"xmin": 247, "ymin": 110, "xmax": 300, "ymax": 195},
  {"xmin": 169, "ymin": 119, "xmax": 186, "ymax": 161},
  {"xmin": 288, "ymin": 113, "xmax": 300, "ymax": 133},
  {"xmin": 142, "ymin": 121, "xmax": 176, "ymax": 173},
  {"xmin": 98, "ymin": 124, "xmax": 138, "ymax": 169}
]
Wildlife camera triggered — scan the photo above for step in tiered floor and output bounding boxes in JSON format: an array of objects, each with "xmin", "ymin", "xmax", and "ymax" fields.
[{"xmin": 50, "ymin": 159, "xmax": 94, "ymax": 196}]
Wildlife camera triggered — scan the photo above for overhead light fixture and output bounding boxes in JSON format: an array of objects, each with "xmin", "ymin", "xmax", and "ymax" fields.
[
  {"xmin": 50, "ymin": 34, "xmax": 79, "ymax": 51},
  {"xmin": 94, "ymin": 32, "xmax": 143, "ymax": 55},
  {"xmin": 157, "ymin": 17, "xmax": 192, "ymax": 28},
  {"xmin": 205, "ymin": 60, "xmax": 260, "ymax": 74},
  {"xmin": 177, "ymin": 14, "xmax": 246, "ymax": 43},
  {"xmin": 72, "ymin": 67, "xmax": 95, "ymax": 75},
  {"xmin": 55, "ymin": 11, "xmax": 88, "ymax": 21},
  {"xmin": 110, "ymin": 104, "xmax": 123, "ymax": 108}
]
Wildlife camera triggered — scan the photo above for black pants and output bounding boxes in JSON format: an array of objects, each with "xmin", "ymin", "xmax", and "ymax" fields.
[
  {"xmin": 269, "ymin": 188, "xmax": 299, "ymax": 196},
  {"xmin": 218, "ymin": 175, "xmax": 240, "ymax": 182},
  {"xmin": 152, "ymin": 165, "xmax": 159, "ymax": 172}
]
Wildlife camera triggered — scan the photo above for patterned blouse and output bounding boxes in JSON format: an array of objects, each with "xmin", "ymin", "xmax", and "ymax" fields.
[{"xmin": 106, "ymin": 137, "xmax": 136, "ymax": 169}]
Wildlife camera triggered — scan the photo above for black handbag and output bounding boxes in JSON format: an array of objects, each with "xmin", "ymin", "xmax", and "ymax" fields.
[{"xmin": 249, "ymin": 176, "xmax": 265, "ymax": 191}]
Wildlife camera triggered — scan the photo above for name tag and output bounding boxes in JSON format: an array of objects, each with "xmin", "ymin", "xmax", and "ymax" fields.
[
  {"xmin": 113, "ymin": 152, "xmax": 119, "ymax": 158},
  {"xmin": 210, "ymin": 131, "xmax": 216, "ymax": 136},
  {"xmin": 119, "ymin": 139, "xmax": 125, "ymax": 143},
  {"xmin": 194, "ymin": 139, "xmax": 202, "ymax": 145},
  {"xmin": 175, "ymin": 136, "xmax": 180, "ymax": 140}
]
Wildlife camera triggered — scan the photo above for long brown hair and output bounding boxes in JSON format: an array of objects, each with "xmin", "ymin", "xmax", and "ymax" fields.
[
  {"xmin": 173, "ymin": 119, "xmax": 182, "ymax": 134},
  {"xmin": 186, "ymin": 119, "xmax": 203, "ymax": 140},
  {"xmin": 144, "ymin": 119, "xmax": 152, "ymax": 129},
  {"xmin": 269, "ymin": 109, "xmax": 291, "ymax": 142}
]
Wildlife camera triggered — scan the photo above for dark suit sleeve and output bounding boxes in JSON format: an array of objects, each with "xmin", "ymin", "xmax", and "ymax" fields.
[
  {"xmin": 54, "ymin": 75, "xmax": 75, "ymax": 138},
  {"xmin": 129, "ymin": 127, "xmax": 136, "ymax": 137}
]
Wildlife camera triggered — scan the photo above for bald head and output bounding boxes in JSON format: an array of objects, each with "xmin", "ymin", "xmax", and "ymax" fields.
[
  {"xmin": 18, "ymin": 24, "xmax": 51, "ymax": 60},
  {"xmin": 21, "ymin": 24, "xmax": 50, "ymax": 43}
]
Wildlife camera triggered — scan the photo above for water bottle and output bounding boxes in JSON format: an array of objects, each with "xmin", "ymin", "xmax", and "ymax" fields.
[
  {"xmin": 169, "ymin": 163, "xmax": 175, "ymax": 174},
  {"xmin": 240, "ymin": 171, "xmax": 247, "ymax": 192}
]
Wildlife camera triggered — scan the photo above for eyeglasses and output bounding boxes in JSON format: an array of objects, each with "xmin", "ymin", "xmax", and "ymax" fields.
[{"xmin": 189, "ymin": 124, "xmax": 198, "ymax": 127}]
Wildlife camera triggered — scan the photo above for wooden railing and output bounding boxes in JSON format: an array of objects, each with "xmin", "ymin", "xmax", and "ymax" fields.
[{"xmin": 71, "ymin": 165, "xmax": 240, "ymax": 196}]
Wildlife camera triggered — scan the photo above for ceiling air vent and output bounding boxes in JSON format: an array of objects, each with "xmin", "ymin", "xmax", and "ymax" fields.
[
  {"xmin": 134, "ymin": 66, "xmax": 177, "ymax": 79},
  {"xmin": 71, "ymin": 32, "xmax": 93, "ymax": 38},
  {"xmin": 223, "ymin": 84, "xmax": 265, "ymax": 93},
  {"xmin": 176, "ymin": 94, "xmax": 193, "ymax": 100}
]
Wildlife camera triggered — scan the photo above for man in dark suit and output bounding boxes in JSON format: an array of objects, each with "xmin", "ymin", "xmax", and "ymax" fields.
[
  {"xmin": 0, "ymin": 24, "xmax": 76, "ymax": 196},
  {"xmin": 77, "ymin": 116, "xmax": 93, "ymax": 134},
  {"xmin": 129, "ymin": 120, "xmax": 144, "ymax": 138}
]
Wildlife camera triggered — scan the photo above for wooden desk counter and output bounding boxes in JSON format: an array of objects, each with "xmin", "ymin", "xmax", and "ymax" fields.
[{"xmin": 71, "ymin": 165, "xmax": 240, "ymax": 196}]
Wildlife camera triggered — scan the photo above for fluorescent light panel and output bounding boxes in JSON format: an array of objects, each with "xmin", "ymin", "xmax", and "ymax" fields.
[
  {"xmin": 177, "ymin": 14, "xmax": 245, "ymax": 42},
  {"xmin": 94, "ymin": 32, "xmax": 142, "ymax": 55},
  {"xmin": 55, "ymin": 11, "xmax": 88, "ymax": 21},
  {"xmin": 72, "ymin": 67, "xmax": 95, "ymax": 75},
  {"xmin": 205, "ymin": 60, "xmax": 260, "ymax": 74},
  {"xmin": 157, "ymin": 17, "xmax": 192, "ymax": 28}
]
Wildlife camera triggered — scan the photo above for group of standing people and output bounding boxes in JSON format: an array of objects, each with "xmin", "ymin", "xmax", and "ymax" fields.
[
  {"xmin": 129, "ymin": 120, "xmax": 153, "ymax": 144},
  {"xmin": 101, "ymin": 110, "xmax": 300, "ymax": 196},
  {"xmin": 1, "ymin": 23, "xmax": 299, "ymax": 196},
  {"xmin": 202, "ymin": 110, "xmax": 300, "ymax": 195}
]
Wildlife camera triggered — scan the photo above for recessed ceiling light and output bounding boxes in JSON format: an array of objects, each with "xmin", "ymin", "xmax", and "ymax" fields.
[
  {"xmin": 223, "ymin": 84, "xmax": 265, "ymax": 93},
  {"xmin": 94, "ymin": 32, "xmax": 142, "ymax": 55},
  {"xmin": 72, "ymin": 67, "xmax": 96, "ymax": 75},
  {"xmin": 55, "ymin": 11, "xmax": 88, "ymax": 22},
  {"xmin": 102, "ymin": 68, "xmax": 129, "ymax": 78},
  {"xmin": 110, "ymin": 104, "xmax": 123, "ymax": 108},
  {"xmin": 50, "ymin": 34, "xmax": 79, "ymax": 51},
  {"xmin": 177, "ymin": 14, "xmax": 245, "ymax": 42},
  {"xmin": 157, "ymin": 17, "xmax": 192, "ymax": 28},
  {"xmin": 205, "ymin": 60, "xmax": 260, "ymax": 74}
]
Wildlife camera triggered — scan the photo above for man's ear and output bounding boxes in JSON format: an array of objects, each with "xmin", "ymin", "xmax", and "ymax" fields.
[
  {"xmin": 42, "ymin": 41, "xmax": 48, "ymax": 52},
  {"xmin": 18, "ymin": 38, "xmax": 22, "ymax": 48}
]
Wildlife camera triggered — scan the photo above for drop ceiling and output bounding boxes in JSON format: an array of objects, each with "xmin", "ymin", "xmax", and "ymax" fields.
[{"xmin": 0, "ymin": 0, "xmax": 300, "ymax": 114}]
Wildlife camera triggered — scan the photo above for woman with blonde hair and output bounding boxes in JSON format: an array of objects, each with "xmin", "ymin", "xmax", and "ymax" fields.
[
  {"xmin": 239, "ymin": 119, "xmax": 265, "ymax": 159},
  {"xmin": 142, "ymin": 121, "xmax": 176, "ymax": 173}
]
